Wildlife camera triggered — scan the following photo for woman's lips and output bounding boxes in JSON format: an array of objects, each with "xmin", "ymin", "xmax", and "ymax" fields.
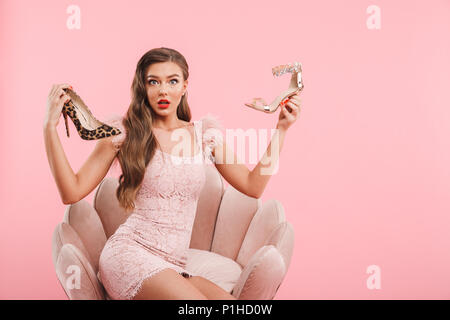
[{"xmin": 158, "ymin": 102, "xmax": 170, "ymax": 108}]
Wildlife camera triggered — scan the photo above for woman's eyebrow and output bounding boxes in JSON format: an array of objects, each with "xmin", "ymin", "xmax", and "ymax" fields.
[{"xmin": 147, "ymin": 74, "xmax": 180, "ymax": 79}]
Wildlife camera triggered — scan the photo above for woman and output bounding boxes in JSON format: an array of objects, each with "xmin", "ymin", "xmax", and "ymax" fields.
[{"xmin": 43, "ymin": 47, "xmax": 301, "ymax": 300}]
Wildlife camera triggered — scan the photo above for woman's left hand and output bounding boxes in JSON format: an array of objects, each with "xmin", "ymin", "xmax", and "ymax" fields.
[{"xmin": 276, "ymin": 93, "xmax": 301, "ymax": 131}]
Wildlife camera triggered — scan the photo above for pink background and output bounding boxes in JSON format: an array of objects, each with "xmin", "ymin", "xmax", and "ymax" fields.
[{"xmin": 1, "ymin": 0, "xmax": 449, "ymax": 299}]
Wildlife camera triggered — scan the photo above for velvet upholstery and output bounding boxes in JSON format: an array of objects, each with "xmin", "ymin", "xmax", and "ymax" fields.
[{"xmin": 52, "ymin": 165, "xmax": 294, "ymax": 299}]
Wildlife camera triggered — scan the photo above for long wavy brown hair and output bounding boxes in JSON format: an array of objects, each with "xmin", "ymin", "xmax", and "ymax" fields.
[{"xmin": 116, "ymin": 47, "xmax": 192, "ymax": 213}]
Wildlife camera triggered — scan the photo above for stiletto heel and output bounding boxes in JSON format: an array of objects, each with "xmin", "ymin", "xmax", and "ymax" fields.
[
  {"xmin": 62, "ymin": 88, "xmax": 122, "ymax": 140},
  {"xmin": 245, "ymin": 61, "xmax": 304, "ymax": 113}
]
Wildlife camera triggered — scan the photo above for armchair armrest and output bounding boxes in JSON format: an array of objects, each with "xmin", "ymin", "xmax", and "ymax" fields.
[
  {"xmin": 63, "ymin": 200, "xmax": 107, "ymax": 271},
  {"xmin": 52, "ymin": 222, "xmax": 105, "ymax": 299},
  {"xmin": 55, "ymin": 244, "xmax": 105, "ymax": 300},
  {"xmin": 236, "ymin": 199, "xmax": 290, "ymax": 267},
  {"xmin": 210, "ymin": 185, "xmax": 261, "ymax": 260},
  {"xmin": 232, "ymin": 199, "xmax": 294, "ymax": 300},
  {"xmin": 231, "ymin": 245, "xmax": 286, "ymax": 300},
  {"xmin": 265, "ymin": 221, "xmax": 294, "ymax": 270}
]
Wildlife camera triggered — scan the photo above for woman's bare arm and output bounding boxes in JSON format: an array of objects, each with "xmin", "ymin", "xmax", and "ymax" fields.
[
  {"xmin": 43, "ymin": 83, "xmax": 118, "ymax": 205},
  {"xmin": 214, "ymin": 128, "xmax": 286, "ymax": 199},
  {"xmin": 43, "ymin": 125, "xmax": 118, "ymax": 204},
  {"xmin": 248, "ymin": 128, "xmax": 286, "ymax": 198},
  {"xmin": 43, "ymin": 125, "xmax": 78, "ymax": 204},
  {"xmin": 214, "ymin": 94, "xmax": 301, "ymax": 198},
  {"xmin": 73, "ymin": 137, "xmax": 118, "ymax": 204}
]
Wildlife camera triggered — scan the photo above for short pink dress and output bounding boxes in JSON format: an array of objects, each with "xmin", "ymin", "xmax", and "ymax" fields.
[{"xmin": 98, "ymin": 113, "xmax": 224, "ymax": 300}]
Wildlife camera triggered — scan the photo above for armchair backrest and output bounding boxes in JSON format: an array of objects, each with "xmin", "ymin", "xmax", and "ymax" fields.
[{"xmin": 93, "ymin": 165, "xmax": 225, "ymax": 252}]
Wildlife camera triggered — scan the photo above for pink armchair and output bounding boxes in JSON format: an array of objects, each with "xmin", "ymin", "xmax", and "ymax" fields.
[{"xmin": 52, "ymin": 165, "xmax": 294, "ymax": 300}]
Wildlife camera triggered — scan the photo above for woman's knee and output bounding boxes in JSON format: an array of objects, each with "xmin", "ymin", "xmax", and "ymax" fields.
[{"xmin": 132, "ymin": 268, "xmax": 208, "ymax": 300}]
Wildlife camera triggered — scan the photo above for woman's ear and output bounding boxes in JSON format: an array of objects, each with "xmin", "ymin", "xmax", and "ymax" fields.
[{"xmin": 183, "ymin": 79, "xmax": 188, "ymax": 94}]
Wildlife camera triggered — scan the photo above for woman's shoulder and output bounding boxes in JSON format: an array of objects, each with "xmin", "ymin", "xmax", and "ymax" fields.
[
  {"xmin": 103, "ymin": 113, "xmax": 126, "ymax": 151},
  {"xmin": 196, "ymin": 113, "xmax": 224, "ymax": 133},
  {"xmin": 195, "ymin": 113, "xmax": 225, "ymax": 163}
]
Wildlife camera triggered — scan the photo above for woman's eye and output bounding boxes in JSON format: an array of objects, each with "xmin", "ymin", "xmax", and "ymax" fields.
[{"xmin": 148, "ymin": 79, "xmax": 178, "ymax": 85}]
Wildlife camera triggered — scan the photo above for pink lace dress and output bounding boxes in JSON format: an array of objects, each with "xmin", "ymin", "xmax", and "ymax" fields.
[{"xmin": 98, "ymin": 113, "xmax": 224, "ymax": 300}]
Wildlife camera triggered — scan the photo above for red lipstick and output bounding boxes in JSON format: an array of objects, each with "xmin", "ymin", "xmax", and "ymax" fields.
[{"xmin": 158, "ymin": 99, "xmax": 170, "ymax": 108}]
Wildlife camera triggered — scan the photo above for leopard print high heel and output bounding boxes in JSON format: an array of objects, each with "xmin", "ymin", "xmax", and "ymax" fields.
[
  {"xmin": 245, "ymin": 61, "xmax": 304, "ymax": 113},
  {"xmin": 61, "ymin": 88, "xmax": 122, "ymax": 140}
]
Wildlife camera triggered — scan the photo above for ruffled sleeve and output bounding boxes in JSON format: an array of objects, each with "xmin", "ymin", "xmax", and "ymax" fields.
[
  {"xmin": 199, "ymin": 113, "xmax": 225, "ymax": 164},
  {"xmin": 103, "ymin": 114, "xmax": 126, "ymax": 152}
]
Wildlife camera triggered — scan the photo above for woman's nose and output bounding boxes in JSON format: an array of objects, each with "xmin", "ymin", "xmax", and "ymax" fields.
[{"xmin": 159, "ymin": 85, "xmax": 169, "ymax": 94}]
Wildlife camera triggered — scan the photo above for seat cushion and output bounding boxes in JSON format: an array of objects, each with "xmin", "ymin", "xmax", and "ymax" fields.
[{"xmin": 185, "ymin": 248, "xmax": 242, "ymax": 293}]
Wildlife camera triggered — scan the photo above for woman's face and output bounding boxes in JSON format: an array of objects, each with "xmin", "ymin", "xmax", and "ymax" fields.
[{"xmin": 145, "ymin": 61, "xmax": 188, "ymax": 118}]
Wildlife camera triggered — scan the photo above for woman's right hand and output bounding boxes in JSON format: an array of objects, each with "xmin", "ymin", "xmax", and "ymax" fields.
[{"xmin": 44, "ymin": 83, "xmax": 73, "ymax": 129}]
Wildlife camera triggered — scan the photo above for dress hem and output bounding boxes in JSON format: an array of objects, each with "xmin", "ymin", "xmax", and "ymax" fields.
[{"xmin": 123, "ymin": 267, "xmax": 196, "ymax": 300}]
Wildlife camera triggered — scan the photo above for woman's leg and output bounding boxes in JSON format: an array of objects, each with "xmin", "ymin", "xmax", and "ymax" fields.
[
  {"xmin": 132, "ymin": 268, "xmax": 208, "ymax": 300},
  {"xmin": 187, "ymin": 276, "xmax": 237, "ymax": 300}
]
